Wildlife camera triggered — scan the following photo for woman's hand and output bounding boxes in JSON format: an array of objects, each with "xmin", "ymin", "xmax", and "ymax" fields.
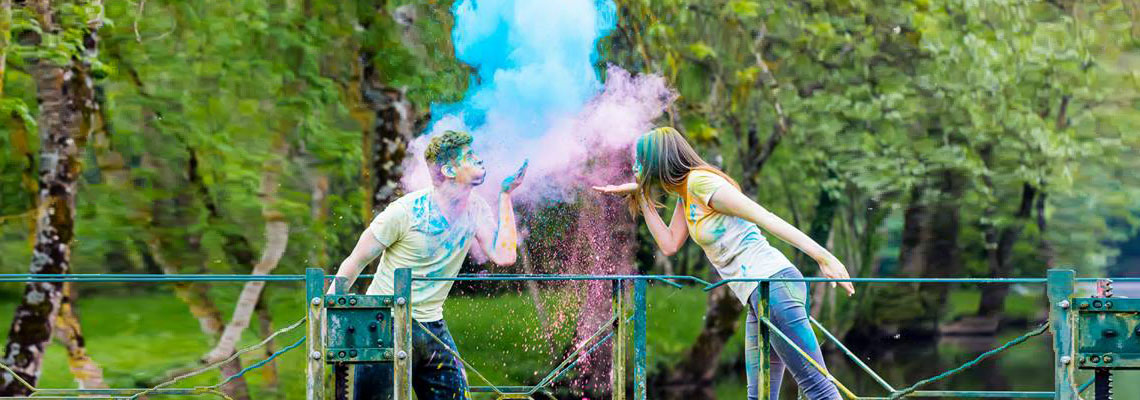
[
  {"xmin": 591, "ymin": 182, "xmax": 639, "ymax": 196},
  {"xmin": 817, "ymin": 256, "xmax": 856, "ymax": 296}
]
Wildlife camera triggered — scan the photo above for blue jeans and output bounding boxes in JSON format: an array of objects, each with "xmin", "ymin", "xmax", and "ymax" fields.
[
  {"xmin": 354, "ymin": 320, "xmax": 471, "ymax": 400},
  {"xmin": 746, "ymin": 267, "xmax": 840, "ymax": 400}
]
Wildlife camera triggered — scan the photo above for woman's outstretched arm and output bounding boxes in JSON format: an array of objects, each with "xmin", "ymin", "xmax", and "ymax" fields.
[{"xmin": 708, "ymin": 185, "xmax": 856, "ymax": 295}]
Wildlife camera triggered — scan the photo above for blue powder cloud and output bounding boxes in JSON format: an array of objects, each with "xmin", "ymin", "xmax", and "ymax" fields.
[
  {"xmin": 431, "ymin": 0, "xmax": 617, "ymax": 141},
  {"xmin": 405, "ymin": 0, "xmax": 671, "ymax": 201}
]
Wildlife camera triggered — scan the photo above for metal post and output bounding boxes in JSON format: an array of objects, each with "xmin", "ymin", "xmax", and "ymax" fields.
[
  {"xmin": 332, "ymin": 277, "xmax": 349, "ymax": 400},
  {"xmin": 1093, "ymin": 279, "xmax": 1114, "ymax": 400},
  {"xmin": 633, "ymin": 280, "xmax": 648, "ymax": 400},
  {"xmin": 393, "ymin": 268, "xmax": 413, "ymax": 400},
  {"xmin": 305, "ymin": 268, "xmax": 325, "ymax": 400},
  {"xmin": 612, "ymin": 280, "xmax": 628, "ymax": 400},
  {"xmin": 1047, "ymin": 269, "xmax": 1077, "ymax": 400},
  {"xmin": 759, "ymin": 281, "xmax": 771, "ymax": 400}
]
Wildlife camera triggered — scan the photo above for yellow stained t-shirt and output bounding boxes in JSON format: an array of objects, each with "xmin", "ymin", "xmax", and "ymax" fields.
[
  {"xmin": 365, "ymin": 188, "xmax": 492, "ymax": 322},
  {"xmin": 683, "ymin": 170, "xmax": 793, "ymax": 305}
]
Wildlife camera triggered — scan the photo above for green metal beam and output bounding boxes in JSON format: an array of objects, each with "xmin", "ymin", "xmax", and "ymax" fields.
[
  {"xmin": 417, "ymin": 274, "xmax": 692, "ymax": 288},
  {"xmin": 393, "ymin": 268, "xmax": 414, "ymax": 400},
  {"xmin": 1048, "ymin": 269, "xmax": 1078, "ymax": 400},
  {"xmin": 633, "ymin": 280, "xmax": 648, "ymax": 400},
  {"xmin": 306, "ymin": 268, "xmax": 326, "ymax": 400},
  {"xmin": 758, "ymin": 281, "xmax": 771, "ymax": 400},
  {"xmin": 612, "ymin": 280, "xmax": 627, "ymax": 400}
]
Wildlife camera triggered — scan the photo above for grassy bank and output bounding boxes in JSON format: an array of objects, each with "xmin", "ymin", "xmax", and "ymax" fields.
[{"xmin": 0, "ymin": 282, "xmax": 718, "ymax": 398}]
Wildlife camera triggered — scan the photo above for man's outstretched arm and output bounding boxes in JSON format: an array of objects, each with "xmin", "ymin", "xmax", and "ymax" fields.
[
  {"xmin": 328, "ymin": 228, "xmax": 387, "ymax": 294},
  {"xmin": 475, "ymin": 161, "xmax": 527, "ymax": 266}
]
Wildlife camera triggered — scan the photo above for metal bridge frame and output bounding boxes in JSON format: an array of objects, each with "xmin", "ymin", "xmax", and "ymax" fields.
[{"xmin": 1, "ymin": 268, "xmax": 1135, "ymax": 399}]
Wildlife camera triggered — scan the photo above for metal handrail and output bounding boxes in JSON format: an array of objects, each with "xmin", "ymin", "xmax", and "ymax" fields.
[
  {"xmin": 4, "ymin": 272, "xmax": 1137, "ymax": 285},
  {"xmin": 0, "ymin": 270, "xmax": 1125, "ymax": 400}
]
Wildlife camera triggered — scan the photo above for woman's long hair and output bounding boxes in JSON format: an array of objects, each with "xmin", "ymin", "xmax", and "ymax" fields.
[{"xmin": 631, "ymin": 127, "xmax": 739, "ymax": 214}]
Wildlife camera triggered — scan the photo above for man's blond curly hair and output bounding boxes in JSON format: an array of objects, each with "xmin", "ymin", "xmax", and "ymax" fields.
[{"xmin": 424, "ymin": 130, "xmax": 473, "ymax": 166}]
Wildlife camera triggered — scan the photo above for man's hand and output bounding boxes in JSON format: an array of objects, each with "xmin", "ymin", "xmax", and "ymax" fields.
[
  {"xmin": 501, "ymin": 160, "xmax": 528, "ymax": 193},
  {"xmin": 817, "ymin": 255, "xmax": 855, "ymax": 296},
  {"xmin": 591, "ymin": 182, "xmax": 639, "ymax": 196}
]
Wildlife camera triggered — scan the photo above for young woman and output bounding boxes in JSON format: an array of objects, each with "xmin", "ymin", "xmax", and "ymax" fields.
[{"xmin": 594, "ymin": 127, "xmax": 854, "ymax": 400}]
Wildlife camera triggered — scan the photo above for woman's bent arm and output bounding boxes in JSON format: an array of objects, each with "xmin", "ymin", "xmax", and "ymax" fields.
[{"xmin": 638, "ymin": 196, "xmax": 689, "ymax": 256}]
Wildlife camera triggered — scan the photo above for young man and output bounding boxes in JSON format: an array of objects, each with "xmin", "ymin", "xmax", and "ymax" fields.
[{"xmin": 331, "ymin": 130, "xmax": 526, "ymax": 400}]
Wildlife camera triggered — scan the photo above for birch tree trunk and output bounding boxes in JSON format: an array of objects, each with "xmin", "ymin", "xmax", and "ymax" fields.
[
  {"xmin": 0, "ymin": 0, "xmax": 9, "ymax": 98},
  {"xmin": 202, "ymin": 138, "xmax": 290, "ymax": 365},
  {"xmin": 46, "ymin": 14, "xmax": 110, "ymax": 387},
  {"xmin": 202, "ymin": 136, "xmax": 289, "ymax": 400},
  {"xmin": 354, "ymin": 0, "xmax": 417, "ymax": 218},
  {"xmin": 366, "ymin": 87, "xmax": 415, "ymax": 216},
  {"xmin": 0, "ymin": 0, "xmax": 85, "ymax": 394},
  {"xmin": 144, "ymin": 236, "xmax": 225, "ymax": 336},
  {"xmin": 51, "ymin": 283, "xmax": 107, "ymax": 389},
  {"xmin": 303, "ymin": 164, "xmax": 330, "ymax": 268},
  {"xmin": 87, "ymin": 62, "xmax": 227, "ymax": 337}
]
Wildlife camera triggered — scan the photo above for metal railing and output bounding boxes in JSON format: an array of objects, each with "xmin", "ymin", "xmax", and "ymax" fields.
[{"xmin": 0, "ymin": 268, "xmax": 1124, "ymax": 399}]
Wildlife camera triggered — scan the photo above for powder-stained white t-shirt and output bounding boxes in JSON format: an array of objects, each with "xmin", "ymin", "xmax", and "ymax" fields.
[
  {"xmin": 683, "ymin": 170, "xmax": 793, "ymax": 305},
  {"xmin": 366, "ymin": 188, "xmax": 492, "ymax": 322}
]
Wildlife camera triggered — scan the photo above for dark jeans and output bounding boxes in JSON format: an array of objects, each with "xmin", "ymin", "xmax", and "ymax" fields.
[
  {"xmin": 746, "ymin": 267, "xmax": 841, "ymax": 400},
  {"xmin": 354, "ymin": 319, "xmax": 470, "ymax": 400}
]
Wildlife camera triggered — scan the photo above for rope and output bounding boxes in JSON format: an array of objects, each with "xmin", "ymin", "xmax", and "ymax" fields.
[
  {"xmin": 127, "ymin": 317, "xmax": 306, "ymax": 399},
  {"xmin": 888, "ymin": 323, "xmax": 1051, "ymax": 399},
  {"xmin": 415, "ymin": 320, "xmax": 507, "ymax": 396},
  {"xmin": 1079, "ymin": 377, "xmax": 1094, "ymax": 393},
  {"xmin": 0, "ymin": 359, "xmax": 38, "ymax": 394},
  {"xmin": 196, "ymin": 388, "xmax": 236, "ymax": 400},
  {"xmin": 205, "ymin": 337, "xmax": 305, "ymax": 390}
]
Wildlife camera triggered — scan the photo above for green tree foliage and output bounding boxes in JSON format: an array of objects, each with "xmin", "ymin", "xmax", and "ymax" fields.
[
  {"xmin": 1, "ymin": 0, "xmax": 466, "ymax": 283},
  {"xmin": 1, "ymin": 0, "xmax": 1139, "ymax": 394},
  {"xmin": 614, "ymin": 0, "xmax": 1139, "ymax": 300},
  {"xmin": 610, "ymin": 0, "xmax": 1140, "ymax": 390}
]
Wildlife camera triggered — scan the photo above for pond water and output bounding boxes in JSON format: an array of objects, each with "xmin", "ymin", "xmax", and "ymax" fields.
[{"xmin": 716, "ymin": 328, "xmax": 1139, "ymax": 399}]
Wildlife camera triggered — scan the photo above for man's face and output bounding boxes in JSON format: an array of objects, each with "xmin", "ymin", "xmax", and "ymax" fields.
[{"xmin": 445, "ymin": 145, "xmax": 486, "ymax": 186}]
